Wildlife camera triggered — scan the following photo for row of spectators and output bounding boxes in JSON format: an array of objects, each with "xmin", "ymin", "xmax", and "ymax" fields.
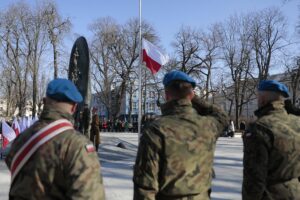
[{"xmin": 98, "ymin": 115, "xmax": 157, "ymax": 133}]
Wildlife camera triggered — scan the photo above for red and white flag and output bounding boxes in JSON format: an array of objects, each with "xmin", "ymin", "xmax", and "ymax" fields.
[
  {"xmin": 21, "ymin": 117, "xmax": 27, "ymax": 132},
  {"xmin": 27, "ymin": 117, "xmax": 32, "ymax": 128},
  {"xmin": 12, "ymin": 118, "xmax": 21, "ymax": 136},
  {"xmin": 2, "ymin": 120, "xmax": 16, "ymax": 149},
  {"xmin": 142, "ymin": 39, "xmax": 169, "ymax": 74}
]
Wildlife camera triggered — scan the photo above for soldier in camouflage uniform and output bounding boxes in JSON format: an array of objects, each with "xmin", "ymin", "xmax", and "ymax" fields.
[
  {"xmin": 5, "ymin": 79, "xmax": 105, "ymax": 200},
  {"xmin": 243, "ymin": 80, "xmax": 300, "ymax": 200},
  {"xmin": 133, "ymin": 71, "xmax": 228, "ymax": 200}
]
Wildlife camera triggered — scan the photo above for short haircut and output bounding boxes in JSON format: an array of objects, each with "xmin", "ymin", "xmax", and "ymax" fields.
[
  {"xmin": 165, "ymin": 80, "xmax": 194, "ymax": 99},
  {"xmin": 260, "ymin": 91, "xmax": 285, "ymax": 102}
]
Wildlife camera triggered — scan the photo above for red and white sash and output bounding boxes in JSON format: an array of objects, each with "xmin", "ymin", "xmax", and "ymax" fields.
[{"xmin": 10, "ymin": 119, "xmax": 74, "ymax": 182}]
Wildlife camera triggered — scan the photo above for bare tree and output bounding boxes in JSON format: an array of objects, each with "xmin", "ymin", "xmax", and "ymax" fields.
[
  {"xmin": 0, "ymin": 66, "xmax": 18, "ymax": 116},
  {"xmin": 171, "ymin": 25, "xmax": 222, "ymax": 100},
  {"xmin": 195, "ymin": 24, "xmax": 222, "ymax": 100},
  {"xmin": 284, "ymin": 57, "xmax": 300, "ymax": 105},
  {"xmin": 110, "ymin": 18, "xmax": 158, "ymax": 119},
  {"xmin": 250, "ymin": 7, "xmax": 287, "ymax": 80},
  {"xmin": 89, "ymin": 17, "xmax": 118, "ymax": 120},
  {"xmin": 25, "ymin": 2, "xmax": 49, "ymax": 117},
  {"xmin": 126, "ymin": 76, "xmax": 139, "ymax": 123},
  {"xmin": 43, "ymin": 0, "xmax": 71, "ymax": 79},
  {"xmin": 171, "ymin": 26, "xmax": 202, "ymax": 75},
  {"xmin": 220, "ymin": 14, "xmax": 257, "ymax": 126},
  {"xmin": 0, "ymin": 3, "xmax": 31, "ymax": 116},
  {"xmin": 0, "ymin": 2, "xmax": 60, "ymax": 117}
]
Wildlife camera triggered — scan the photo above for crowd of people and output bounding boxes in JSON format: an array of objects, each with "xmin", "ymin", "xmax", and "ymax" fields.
[
  {"xmin": 97, "ymin": 119, "xmax": 136, "ymax": 132},
  {"xmin": 97, "ymin": 115, "xmax": 156, "ymax": 133}
]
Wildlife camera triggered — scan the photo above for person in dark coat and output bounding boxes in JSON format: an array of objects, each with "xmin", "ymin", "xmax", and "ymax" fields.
[{"xmin": 90, "ymin": 114, "xmax": 101, "ymax": 151}]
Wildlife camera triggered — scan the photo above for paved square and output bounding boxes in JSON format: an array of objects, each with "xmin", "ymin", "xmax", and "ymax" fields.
[{"xmin": 0, "ymin": 133, "xmax": 243, "ymax": 200}]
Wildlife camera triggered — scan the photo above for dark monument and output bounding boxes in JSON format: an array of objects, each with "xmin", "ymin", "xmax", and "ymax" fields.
[{"xmin": 68, "ymin": 36, "xmax": 91, "ymax": 138}]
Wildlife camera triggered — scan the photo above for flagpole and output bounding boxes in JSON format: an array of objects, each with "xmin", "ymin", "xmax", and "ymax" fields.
[{"xmin": 138, "ymin": 0, "xmax": 142, "ymax": 135}]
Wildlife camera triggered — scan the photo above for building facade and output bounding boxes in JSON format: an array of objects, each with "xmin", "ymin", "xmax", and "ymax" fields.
[
  {"xmin": 213, "ymin": 72, "xmax": 300, "ymax": 125},
  {"xmin": 91, "ymin": 82, "xmax": 163, "ymax": 122}
]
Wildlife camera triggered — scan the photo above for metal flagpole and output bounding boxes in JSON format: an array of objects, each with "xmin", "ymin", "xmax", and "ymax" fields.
[{"xmin": 138, "ymin": 0, "xmax": 142, "ymax": 135}]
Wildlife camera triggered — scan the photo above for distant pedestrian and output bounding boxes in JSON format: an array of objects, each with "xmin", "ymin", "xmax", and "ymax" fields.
[
  {"xmin": 227, "ymin": 120, "xmax": 235, "ymax": 137},
  {"xmin": 102, "ymin": 120, "xmax": 107, "ymax": 132},
  {"xmin": 81, "ymin": 104, "xmax": 91, "ymax": 137},
  {"xmin": 240, "ymin": 121, "xmax": 246, "ymax": 137},
  {"xmin": 107, "ymin": 120, "xmax": 112, "ymax": 132},
  {"xmin": 90, "ymin": 114, "xmax": 101, "ymax": 151}
]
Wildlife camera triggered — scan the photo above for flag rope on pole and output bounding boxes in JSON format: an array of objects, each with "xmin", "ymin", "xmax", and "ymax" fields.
[{"xmin": 138, "ymin": 0, "xmax": 142, "ymax": 136}]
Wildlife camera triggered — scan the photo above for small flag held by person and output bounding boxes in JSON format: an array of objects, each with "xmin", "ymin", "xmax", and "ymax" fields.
[
  {"xmin": 21, "ymin": 117, "xmax": 27, "ymax": 132},
  {"xmin": 142, "ymin": 38, "xmax": 169, "ymax": 74},
  {"xmin": 27, "ymin": 117, "xmax": 32, "ymax": 128},
  {"xmin": 12, "ymin": 118, "xmax": 21, "ymax": 136},
  {"xmin": 2, "ymin": 120, "xmax": 16, "ymax": 149}
]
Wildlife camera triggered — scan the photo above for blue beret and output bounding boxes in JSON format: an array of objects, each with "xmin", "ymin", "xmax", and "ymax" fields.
[
  {"xmin": 163, "ymin": 70, "xmax": 196, "ymax": 87},
  {"xmin": 46, "ymin": 79, "xmax": 83, "ymax": 103},
  {"xmin": 258, "ymin": 80, "xmax": 289, "ymax": 98}
]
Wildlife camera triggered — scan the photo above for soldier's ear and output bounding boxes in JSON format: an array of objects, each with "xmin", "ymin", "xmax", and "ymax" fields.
[
  {"xmin": 71, "ymin": 103, "xmax": 77, "ymax": 114},
  {"xmin": 188, "ymin": 90, "xmax": 195, "ymax": 100}
]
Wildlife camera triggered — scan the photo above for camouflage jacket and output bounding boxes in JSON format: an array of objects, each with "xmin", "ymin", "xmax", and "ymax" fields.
[
  {"xmin": 242, "ymin": 100, "xmax": 300, "ymax": 200},
  {"xmin": 133, "ymin": 98, "xmax": 228, "ymax": 200},
  {"xmin": 5, "ymin": 106, "xmax": 105, "ymax": 200}
]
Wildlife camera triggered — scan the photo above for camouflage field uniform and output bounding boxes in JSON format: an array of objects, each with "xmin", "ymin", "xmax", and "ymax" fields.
[
  {"xmin": 133, "ymin": 98, "xmax": 228, "ymax": 200},
  {"xmin": 243, "ymin": 100, "xmax": 300, "ymax": 200},
  {"xmin": 5, "ymin": 106, "xmax": 105, "ymax": 200}
]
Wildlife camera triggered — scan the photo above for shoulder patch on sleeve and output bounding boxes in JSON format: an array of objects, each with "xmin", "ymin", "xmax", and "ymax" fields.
[{"xmin": 85, "ymin": 144, "xmax": 96, "ymax": 152}]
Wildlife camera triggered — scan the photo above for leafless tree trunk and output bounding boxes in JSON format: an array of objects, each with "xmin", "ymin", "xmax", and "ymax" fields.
[
  {"xmin": 171, "ymin": 26, "xmax": 202, "ymax": 75},
  {"xmin": 220, "ymin": 14, "xmax": 257, "ymax": 126},
  {"xmin": 171, "ymin": 25, "xmax": 221, "ymax": 99},
  {"xmin": 110, "ymin": 18, "xmax": 158, "ymax": 119},
  {"xmin": 284, "ymin": 57, "xmax": 300, "ymax": 105},
  {"xmin": 250, "ymin": 8, "xmax": 287, "ymax": 80},
  {"xmin": 0, "ymin": 3, "xmax": 31, "ymax": 116},
  {"xmin": 28, "ymin": 4, "xmax": 48, "ymax": 117},
  {"xmin": 43, "ymin": 1, "xmax": 71, "ymax": 79},
  {"xmin": 89, "ymin": 17, "xmax": 118, "ymax": 120}
]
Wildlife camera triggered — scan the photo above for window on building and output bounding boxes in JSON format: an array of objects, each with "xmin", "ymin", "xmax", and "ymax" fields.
[
  {"xmin": 133, "ymin": 92, "xmax": 137, "ymax": 98},
  {"xmin": 132, "ymin": 102, "xmax": 137, "ymax": 110},
  {"xmin": 149, "ymin": 102, "xmax": 155, "ymax": 111}
]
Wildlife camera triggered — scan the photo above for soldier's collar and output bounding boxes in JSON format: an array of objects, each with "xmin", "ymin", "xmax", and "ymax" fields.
[
  {"xmin": 160, "ymin": 98, "xmax": 193, "ymax": 115},
  {"xmin": 40, "ymin": 106, "xmax": 74, "ymax": 122},
  {"xmin": 254, "ymin": 100, "xmax": 286, "ymax": 118}
]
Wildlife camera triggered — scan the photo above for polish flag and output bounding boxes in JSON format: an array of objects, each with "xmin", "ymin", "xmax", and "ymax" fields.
[
  {"xmin": 2, "ymin": 120, "xmax": 16, "ymax": 149},
  {"xmin": 27, "ymin": 117, "xmax": 32, "ymax": 128},
  {"xmin": 18, "ymin": 118, "xmax": 24, "ymax": 132},
  {"xmin": 12, "ymin": 118, "xmax": 21, "ymax": 136},
  {"xmin": 142, "ymin": 39, "xmax": 169, "ymax": 74},
  {"xmin": 22, "ymin": 117, "xmax": 27, "ymax": 131}
]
